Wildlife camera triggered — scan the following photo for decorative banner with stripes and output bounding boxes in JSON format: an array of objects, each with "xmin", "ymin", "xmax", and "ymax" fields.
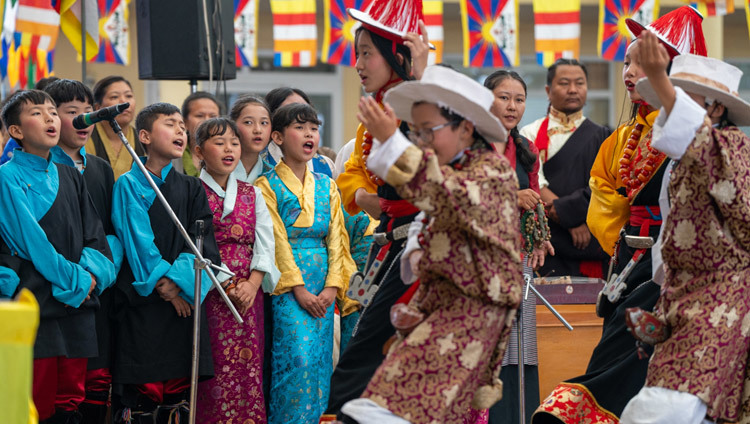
[
  {"xmin": 270, "ymin": 0, "xmax": 317, "ymax": 67},
  {"xmin": 423, "ymin": 0, "xmax": 443, "ymax": 65},
  {"xmin": 533, "ymin": 0, "xmax": 580, "ymax": 67},
  {"xmin": 58, "ymin": 0, "xmax": 98, "ymax": 61},
  {"xmin": 321, "ymin": 0, "xmax": 369, "ymax": 66},
  {"xmin": 460, "ymin": 0, "xmax": 518, "ymax": 68},
  {"xmin": 689, "ymin": 1, "xmax": 734, "ymax": 17},
  {"xmin": 235, "ymin": 0, "xmax": 258, "ymax": 67},
  {"xmin": 15, "ymin": 0, "xmax": 60, "ymax": 88},
  {"xmin": 92, "ymin": 0, "xmax": 129, "ymax": 65},
  {"xmin": 598, "ymin": 0, "xmax": 658, "ymax": 61}
]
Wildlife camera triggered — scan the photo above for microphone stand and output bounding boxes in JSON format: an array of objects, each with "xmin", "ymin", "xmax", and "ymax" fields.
[
  {"xmin": 105, "ymin": 118, "xmax": 243, "ymax": 424},
  {"xmin": 516, "ymin": 271, "xmax": 573, "ymax": 424}
]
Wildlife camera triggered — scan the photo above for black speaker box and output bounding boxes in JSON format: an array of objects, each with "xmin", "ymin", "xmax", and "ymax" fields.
[{"xmin": 136, "ymin": 0, "xmax": 236, "ymax": 80}]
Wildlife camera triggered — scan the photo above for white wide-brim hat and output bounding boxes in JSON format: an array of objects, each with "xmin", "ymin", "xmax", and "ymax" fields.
[
  {"xmin": 383, "ymin": 65, "xmax": 508, "ymax": 144},
  {"xmin": 347, "ymin": 7, "xmax": 436, "ymax": 50},
  {"xmin": 635, "ymin": 54, "xmax": 750, "ymax": 126}
]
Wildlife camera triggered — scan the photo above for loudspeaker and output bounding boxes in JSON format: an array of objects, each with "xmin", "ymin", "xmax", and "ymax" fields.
[{"xmin": 136, "ymin": 0, "xmax": 236, "ymax": 80}]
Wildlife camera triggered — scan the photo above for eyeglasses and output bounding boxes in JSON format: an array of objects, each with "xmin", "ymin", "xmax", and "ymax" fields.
[{"xmin": 407, "ymin": 121, "xmax": 458, "ymax": 144}]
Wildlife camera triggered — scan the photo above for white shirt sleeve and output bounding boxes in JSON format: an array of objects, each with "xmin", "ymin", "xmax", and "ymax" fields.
[
  {"xmin": 251, "ymin": 186, "xmax": 281, "ymax": 293},
  {"xmin": 365, "ymin": 130, "xmax": 413, "ymax": 179},
  {"xmin": 400, "ymin": 211, "xmax": 425, "ymax": 285},
  {"xmin": 652, "ymin": 87, "xmax": 708, "ymax": 161}
]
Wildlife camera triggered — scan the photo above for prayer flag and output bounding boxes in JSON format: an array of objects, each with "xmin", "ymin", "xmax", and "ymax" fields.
[
  {"xmin": 270, "ymin": 0, "xmax": 317, "ymax": 67},
  {"xmin": 92, "ymin": 0, "xmax": 130, "ymax": 65},
  {"xmin": 598, "ymin": 0, "xmax": 658, "ymax": 62},
  {"xmin": 460, "ymin": 0, "xmax": 518, "ymax": 68},
  {"xmin": 321, "ymin": 0, "xmax": 370, "ymax": 66},
  {"xmin": 235, "ymin": 0, "xmax": 258, "ymax": 67},
  {"xmin": 533, "ymin": 0, "xmax": 580, "ymax": 67},
  {"xmin": 57, "ymin": 0, "xmax": 98, "ymax": 61},
  {"xmin": 423, "ymin": 0, "xmax": 443, "ymax": 65}
]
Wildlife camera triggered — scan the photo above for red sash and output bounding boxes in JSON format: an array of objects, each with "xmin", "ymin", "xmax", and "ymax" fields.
[{"xmin": 535, "ymin": 116, "xmax": 550, "ymax": 163}]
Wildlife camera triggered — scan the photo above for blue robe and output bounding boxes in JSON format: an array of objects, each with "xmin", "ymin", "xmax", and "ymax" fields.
[
  {"xmin": 264, "ymin": 169, "xmax": 335, "ymax": 424},
  {"xmin": 0, "ymin": 150, "xmax": 115, "ymax": 358}
]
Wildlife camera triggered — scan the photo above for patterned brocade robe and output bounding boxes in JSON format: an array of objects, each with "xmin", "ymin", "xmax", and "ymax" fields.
[
  {"xmin": 365, "ymin": 133, "xmax": 524, "ymax": 424},
  {"xmin": 647, "ymin": 119, "xmax": 750, "ymax": 423}
]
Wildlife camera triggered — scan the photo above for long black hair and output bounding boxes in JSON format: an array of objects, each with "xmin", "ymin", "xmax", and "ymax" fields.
[
  {"xmin": 355, "ymin": 27, "xmax": 413, "ymax": 83},
  {"xmin": 484, "ymin": 69, "xmax": 537, "ymax": 173}
]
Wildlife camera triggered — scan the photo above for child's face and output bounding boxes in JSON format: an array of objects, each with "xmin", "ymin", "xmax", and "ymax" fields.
[
  {"xmin": 99, "ymin": 81, "xmax": 136, "ymax": 127},
  {"xmin": 273, "ymin": 120, "xmax": 320, "ymax": 165},
  {"xmin": 491, "ymin": 78, "xmax": 526, "ymax": 132},
  {"xmin": 9, "ymin": 100, "xmax": 60, "ymax": 157},
  {"xmin": 186, "ymin": 98, "xmax": 220, "ymax": 137},
  {"xmin": 355, "ymin": 31, "xmax": 393, "ymax": 94},
  {"xmin": 623, "ymin": 41, "xmax": 647, "ymax": 103},
  {"xmin": 236, "ymin": 104, "xmax": 271, "ymax": 156},
  {"xmin": 195, "ymin": 129, "xmax": 241, "ymax": 179},
  {"xmin": 410, "ymin": 102, "xmax": 466, "ymax": 166},
  {"xmin": 58, "ymin": 99, "xmax": 94, "ymax": 151},
  {"xmin": 140, "ymin": 113, "xmax": 186, "ymax": 161}
]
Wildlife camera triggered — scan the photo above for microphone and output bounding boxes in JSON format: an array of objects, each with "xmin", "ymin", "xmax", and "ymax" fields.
[{"xmin": 73, "ymin": 102, "xmax": 130, "ymax": 130}]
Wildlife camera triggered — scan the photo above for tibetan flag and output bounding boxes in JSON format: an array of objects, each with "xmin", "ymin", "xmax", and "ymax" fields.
[
  {"xmin": 16, "ymin": 0, "xmax": 60, "ymax": 53},
  {"xmin": 533, "ymin": 0, "xmax": 580, "ymax": 67},
  {"xmin": 271, "ymin": 0, "xmax": 317, "ymax": 67},
  {"xmin": 423, "ymin": 0, "xmax": 443, "ymax": 65},
  {"xmin": 321, "ymin": 0, "xmax": 369, "ymax": 66},
  {"xmin": 460, "ymin": 0, "xmax": 519, "ymax": 68},
  {"xmin": 689, "ymin": 1, "xmax": 734, "ymax": 17},
  {"xmin": 598, "ymin": 0, "xmax": 658, "ymax": 61},
  {"xmin": 235, "ymin": 0, "xmax": 258, "ymax": 67},
  {"xmin": 57, "ymin": 0, "xmax": 99, "ymax": 61},
  {"xmin": 92, "ymin": 0, "xmax": 130, "ymax": 65},
  {"xmin": 0, "ymin": 0, "xmax": 18, "ymax": 81}
]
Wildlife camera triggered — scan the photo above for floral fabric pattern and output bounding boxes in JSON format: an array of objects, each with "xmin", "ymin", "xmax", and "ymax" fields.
[
  {"xmin": 648, "ymin": 122, "xmax": 750, "ymax": 423},
  {"xmin": 196, "ymin": 180, "xmax": 266, "ymax": 423}
]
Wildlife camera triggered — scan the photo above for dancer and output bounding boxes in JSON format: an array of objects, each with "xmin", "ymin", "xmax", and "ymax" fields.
[
  {"xmin": 324, "ymin": 0, "xmax": 430, "ymax": 418},
  {"xmin": 194, "ymin": 117, "xmax": 279, "ymax": 422},
  {"xmin": 340, "ymin": 64, "xmax": 521, "ymax": 424},
  {"xmin": 620, "ymin": 30, "xmax": 750, "ymax": 424},
  {"xmin": 532, "ymin": 6, "xmax": 706, "ymax": 423},
  {"xmin": 255, "ymin": 102, "xmax": 357, "ymax": 423}
]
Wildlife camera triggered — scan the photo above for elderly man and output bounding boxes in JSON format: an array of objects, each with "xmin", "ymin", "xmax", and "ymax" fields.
[{"xmin": 520, "ymin": 58, "xmax": 610, "ymax": 279}]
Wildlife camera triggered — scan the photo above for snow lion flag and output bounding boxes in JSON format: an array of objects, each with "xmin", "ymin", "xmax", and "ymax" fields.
[
  {"xmin": 321, "ymin": 0, "xmax": 370, "ymax": 66},
  {"xmin": 460, "ymin": 0, "xmax": 518, "ymax": 67},
  {"xmin": 235, "ymin": 0, "xmax": 258, "ymax": 67},
  {"xmin": 598, "ymin": 0, "xmax": 658, "ymax": 61}
]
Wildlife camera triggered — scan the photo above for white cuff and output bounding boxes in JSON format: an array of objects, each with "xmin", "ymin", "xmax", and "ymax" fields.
[
  {"xmin": 652, "ymin": 87, "xmax": 708, "ymax": 160},
  {"xmin": 366, "ymin": 131, "xmax": 413, "ymax": 180},
  {"xmin": 400, "ymin": 212, "xmax": 426, "ymax": 285}
]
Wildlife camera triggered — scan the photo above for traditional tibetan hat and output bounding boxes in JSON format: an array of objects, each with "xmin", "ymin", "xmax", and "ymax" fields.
[
  {"xmin": 384, "ymin": 65, "xmax": 507, "ymax": 144},
  {"xmin": 626, "ymin": 5, "xmax": 707, "ymax": 58},
  {"xmin": 636, "ymin": 54, "xmax": 750, "ymax": 126},
  {"xmin": 348, "ymin": 0, "xmax": 435, "ymax": 49}
]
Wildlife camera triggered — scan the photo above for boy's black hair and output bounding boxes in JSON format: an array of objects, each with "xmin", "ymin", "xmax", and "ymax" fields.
[
  {"xmin": 265, "ymin": 88, "xmax": 311, "ymax": 115},
  {"xmin": 43, "ymin": 79, "xmax": 95, "ymax": 107},
  {"xmin": 35, "ymin": 76, "xmax": 60, "ymax": 91},
  {"xmin": 271, "ymin": 103, "xmax": 321, "ymax": 133},
  {"xmin": 546, "ymin": 58, "xmax": 588, "ymax": 86},
  {"xmin": 93, "ymin": 75, "xmax": 132, "ymax": 105},
  {"xmin": 1, "ymin": 90, "xmax": 56, "ymax": 132},
  {"xmin": 195, "ymin": 117, "xmax": 238, "ymax": 148},
  {"xmin": 483, "ymin": 70, "xmax": 537, "ymax": 174},
  {"xmin": 181, "ymin": 91, "xmax": 223, "ymax": 119},
  {"xmin": 355, "ymin": 27, "xmax": 413, "ymax": 83},
  {"xmin": 230, "ymin": 94, "xmax": 270, "ymax": 121},
  {"xmin": 135, "ymin": 102, "xmax": 181, "ymax": 134}
]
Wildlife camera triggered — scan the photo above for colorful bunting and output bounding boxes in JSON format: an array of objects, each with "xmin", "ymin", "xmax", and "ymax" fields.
[
  {"xmin": 235, "ymin": 0, "xmax": 258, "ymax": 68},
  {"xmin": 533, "ymin": 0, "xmax": 580, "ymax": 67},
  {"xmin": 423, "ymin": 0, "xmax": 443, "ymax": 65},
  {"xmin": 57, "ymin": 0, "xmax": 98, "ymax": 61},
  {"xmin": 92, "ymin": 0, "xmax": 129, "ymax": 65},
  {"xmin": 689, "ymin": 1, "xmax": 734, "ymax": 17},
  {"xmin": 460, "ymin": 0, "xmax": 518, "ymax": 68},
  {"xmin": 321, "ymin": 0, "xmax": 369, "ymax": 66},
  {"xmin": 270, "ymin": 0, "xmax": 317, "ymax": 67},
  {"xmin": 598, "ymin": 0, "xmax": 658, "ymax": 62}
]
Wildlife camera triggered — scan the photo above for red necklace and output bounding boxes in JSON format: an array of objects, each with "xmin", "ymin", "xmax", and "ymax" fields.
[
  {"xmin": 618, "ymin": 123, "xmax": 663, "ymax": 200},
  {"xmin": 361, "ymin": 131, "xmax": 385, "ymax": 186}
]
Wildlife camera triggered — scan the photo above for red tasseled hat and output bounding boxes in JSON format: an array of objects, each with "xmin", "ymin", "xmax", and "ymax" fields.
[
  {"xmin": 348, "ymin": 0, "xmax": 435, "ymax": 49},
  {"xmin": 626, "ymin": 5, "xmax": 707, "ymax": 58}
]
